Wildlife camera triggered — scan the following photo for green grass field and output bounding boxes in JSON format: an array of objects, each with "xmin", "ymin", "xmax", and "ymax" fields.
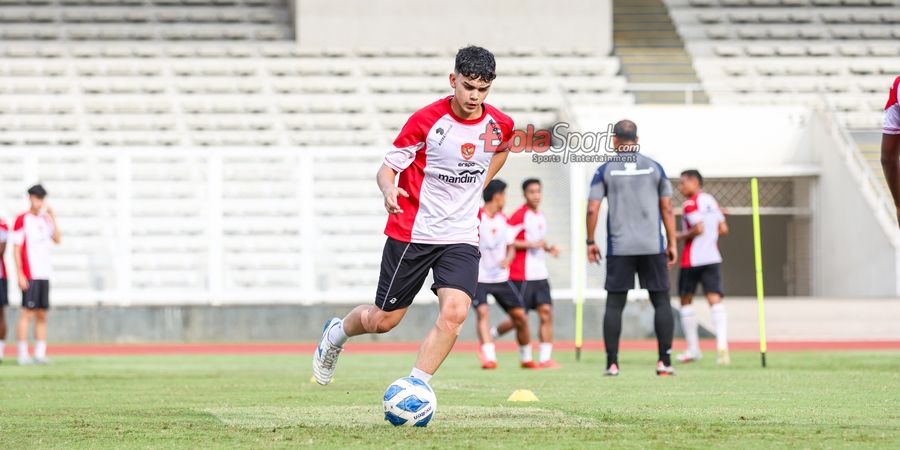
[{"xmin": 0, "ymin": 349, "xmax": 898, "ymax": 449}]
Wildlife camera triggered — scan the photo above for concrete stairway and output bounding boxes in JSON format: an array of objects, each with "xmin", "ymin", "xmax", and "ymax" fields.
[{"xmin": 613, "ymin": 0, "xmax": 709, "ymax": 104}]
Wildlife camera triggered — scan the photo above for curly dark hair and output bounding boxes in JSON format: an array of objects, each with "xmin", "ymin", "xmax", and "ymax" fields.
[{"xmin": 454, "ymin": 45, "xmax": 496, "ymax": 82}]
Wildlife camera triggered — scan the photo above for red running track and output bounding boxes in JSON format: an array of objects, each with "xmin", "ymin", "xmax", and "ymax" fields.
[{"xmin": 3, "ymin": 340, "xmax": 899, "ymax": 356}]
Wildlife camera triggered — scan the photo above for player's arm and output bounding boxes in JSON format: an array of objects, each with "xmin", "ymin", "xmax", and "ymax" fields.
[
  {"xmin": 500, "ymin": 244, "xmax": 515, "ymax": 269},
  {"xmin": 676, "ymin": 221, "xmax": 704, "ymax": 241},
  {"xmin": 881, "ymin": 133, "xmax": 900, "ymax": 225},
  {"xmin": 513, "ymin": 239, "xmax": 545, "ymax": 250},
  {"xmin": 660, "ymin": 197, "xmax": 678, "ymax": 268},
  {"xmin": 14, "ymin": 244, "xmax": 27, "ymax": 291},
  {"xmin": 718, "ymin": 218, "xmax": 729, "ymax": 236},
  {"xmin": 47, "ymin": 204, "xmax": 61, "ymax": 244},
  {"xmin": 586, "ymin": 199, "xmax": 602, "ymax": 263},
  {"xmin": 377, "ymin": 164, "xmax": 408, "ymax": 215},
  {"xmin": 0, "ymin": 240, "xmax": 6, "ymax": 257}
]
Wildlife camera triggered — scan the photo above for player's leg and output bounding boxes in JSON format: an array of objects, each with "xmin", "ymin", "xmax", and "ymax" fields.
[
  {"xmin": 409, "ymin": 243, "xmax": 480, "ymax": 381},
  {"xmin": 312, "ymin": 238, "xmax": 428, "ymax": 385},
  {"xmin": 704, "ymin": 264, "xmax": 729, "ymax": 365},
  {"xmin": 534, "ymin": 281, "xmax": 557, "ymax": 368},
  {"xmin": 602, "ymin": 255, "xmax": 636, "ymax": 376},
  {"xmin": 33, "ymin": 281, "xmax": 49, "ymax": 364},
  {"xmin": 494, "ymin": 282, "xmax": 536, "ymax": 368},
  {"xmin": 16, "ymin": 308, "xmax": 33, "ymax": 365},
  {"xmin": 475, "ymin": 302, "xmax": 496, "ymax": 368},
  {"xmin": 412, "ymin": 287, "xmax": 471, "ymax": 378},
  {"xmin": 640, "ymin": 254, "xmax": 674, "ymax": 375},
  {"xmin": 490, "ymin": 280, "xmax": 525, "ymax": 338},
  {"xmin": 0, "ymin": 307, "xmax": 6, "ymax": 363},
  {"xmin": 677, "ymin": 268, "xmax": 702, "ymax": 362}
]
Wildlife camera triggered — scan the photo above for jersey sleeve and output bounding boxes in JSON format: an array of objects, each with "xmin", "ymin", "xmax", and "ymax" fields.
[
  {"xmin": 507, "ymin": 208, "xmax": 526, "ymax": 242},
  {"xmin": 384, "ymin": 112, "xmax": 428, "ymax": 172},
  {"xmin": 706, "ymin": 194, "xmax": 726, "ymax": 222},
  {"xmin": 884, "ymin": 76, "xmax": 900, "ymax": 135},
  {"xmin": 588, "ymin": 164, "xmax": 607, "ymax": 201},
  {"xmin": 656, "ymin": 162, "xmax": 673, "ymax": 198},
  {"xmin": 10, "ymin": 215, "xmax": 25, "ymax": 246},
  {"xmin": 683, "ymin": 198, "xmax": 701, "ymax": 226}
]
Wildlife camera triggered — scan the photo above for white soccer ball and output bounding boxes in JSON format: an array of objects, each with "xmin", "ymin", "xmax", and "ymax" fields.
[{"xmin": 383, "ymin": 376, "xmax": 437, "ymax": 427}]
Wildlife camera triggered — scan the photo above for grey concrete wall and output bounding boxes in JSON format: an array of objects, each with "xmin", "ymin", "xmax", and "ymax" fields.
[
  {"xmin": 294, "ymin": 0, "xmax": 613, "ymax": 55},
  {"xmin": 1, "ymin": 300, "xmax": 682, "ymax": 343}
]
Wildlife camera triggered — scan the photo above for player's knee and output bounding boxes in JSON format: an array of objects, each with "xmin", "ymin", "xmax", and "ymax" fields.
[
  {"xmin": 510, "ymin": 309, "xmax": 527, "ymax": 325},
  {"xmin": 362, "ymin": 307, "xmax": 400, "ymax": 334},
  {"xmin": 538, "ymin": 305, "xmax": 552, "ymax": 320},
  {"xmin": 436, "ymin": 301, "xmax": 468, "ymax": 335}
]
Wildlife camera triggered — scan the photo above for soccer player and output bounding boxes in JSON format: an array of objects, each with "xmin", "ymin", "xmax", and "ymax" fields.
[
  {"xmin": 13, "ymin": 184, "xmax": 61, "ymax": 365},
  {"xmin": 675, "ymin": 170, "xmax": 730, "ymax": 365},
  {"xmin": 0, "ymin": 218, "xmax": 8, "ymax": 364},
  {"xmin": 880, "ymin": 75, "xmax": 900, "ymax": 225},
  {"xmin": 492, "ymin": 178, "xmax": 560, "ymax": 368},
  {"xmin": 312, "ymin": 46, "xmax": 515, "ymax": 388},
  {"xmin": 472, "ymin": 179, "xmax": 537, "ymax": 370},
  {"xmin": 586, "ymin": 120, "xmax": 678, "ymax": 377}
]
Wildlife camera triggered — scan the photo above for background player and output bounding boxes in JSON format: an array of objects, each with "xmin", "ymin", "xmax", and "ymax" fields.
[
  {"xmin": 675, "ymin": 170, "xmax": 730, "ymax": 365},
  {"xmin": 880, "ymin": 75, "xmax": 900, "ymax": 226},
  {"xmin": 312, "ymin": 46, "xmax": 514, "ymax": 386},
  {"xmin": 586, "ymin": 120, "xmax": 677, "ymax": 377},
  {"xmin": 493, "ymin": 178, "xmax": 560, "ymax": 369},
  {"xmin": 13, "ymin": 184, "xmax": 61, "ymax": 365},
  {"xmin": 0, "ymin": 218, "xmax": 8, "ymax": 364},
  {"xmin": 472, "ymin": 179, "xmax": 536, "ymax": 369}
]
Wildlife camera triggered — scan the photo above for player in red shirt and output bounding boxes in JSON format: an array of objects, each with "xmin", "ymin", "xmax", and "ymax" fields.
[
  {"xmin": 881, "ymin": 75, "xmax": 900, "ymax": 226},
  {"xmin": 492, "ymin": 179, "xmax": 561, "ymax": 368},
  {"xmin": 0, "ymin": 217, "xmax": 8, "ymax": 363},
  {"xmin": 13, "ymin": 185, "xmax": 61, "ymax": 365},
  {"xmin": 312, "ymin": 46, "xmax": 515, "ymax": 392}
]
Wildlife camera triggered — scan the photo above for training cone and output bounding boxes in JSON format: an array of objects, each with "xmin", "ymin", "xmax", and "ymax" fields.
[{"xmin": 507, "ymin": 389, "xmax": 539, "ymax": 402}]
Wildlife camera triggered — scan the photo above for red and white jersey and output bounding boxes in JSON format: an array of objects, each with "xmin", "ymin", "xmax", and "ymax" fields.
[
  {"xmin": 884, "ymin": 75, "xmax": 900, "ymax": 135},
  {"xmin": 383, "ymin": 96, "xmax": 514, "ymax": 245},
  {"xmin": 0, "ymin": 218, "xmax": 7, "ymax": 279},
  {"xmin": 681, "ymin": 192, "xmax": 725, "ymax": 268},
  {"xmin": 11, "ymin": 212, "xmax": 55, "ymax": 280},
  {"xmin": 508, "ymin": 205, "xmax": 549, "ymax": 281},
  {"xmin": 477, "ymin": 209, "xmax": 512, "ymax": 284}
]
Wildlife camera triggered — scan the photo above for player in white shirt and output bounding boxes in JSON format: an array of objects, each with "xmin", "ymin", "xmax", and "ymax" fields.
[
  {"xmin": 312, "ymin": 47, "xmax": 514, "ymax": 394},
  {"xmin": 675, "ymin": 170, "xmax": 730, "ymax": 365},
  {"xmin": 472, "ymin": 180, "xmax": 537, "ymax": 369},
  {"xmin": 13, "ymin": 185, "xmax": 61, "ymax": 365},
  {"xmin": 880, "ymin": 75, "xmax": 900, "ymax": 226}
]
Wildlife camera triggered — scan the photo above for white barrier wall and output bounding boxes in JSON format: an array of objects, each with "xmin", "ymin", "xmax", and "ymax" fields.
[{"xmin": 294, "ymin": 0, "xmax": 612, "ymax": 56}]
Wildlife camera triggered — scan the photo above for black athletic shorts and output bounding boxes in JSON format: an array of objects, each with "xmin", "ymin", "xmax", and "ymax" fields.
[
  {"xmin": 472, "ymin": 281, "xmax": 525, "ymax": 312},
  {"xmin": 509, "ymin": 279, "xmax": 552, "ymax": 310},
  {"xmin": 678, "ymin": 263, "xmax": 724, "ymax": 297},
  {"xmin": 22, "ymin": 279, "xmax": 50, "ymax": 310},
  {"xmin": 0, "ymin": 278, "xmax": 7, "ymax": 307},
  {"xmin": 605, "ymin": 254, "xmax": 670, "ymax": 293},
  {"xmin": 375, "ymin": 237, "xmax": 480, "ymax": 312}
]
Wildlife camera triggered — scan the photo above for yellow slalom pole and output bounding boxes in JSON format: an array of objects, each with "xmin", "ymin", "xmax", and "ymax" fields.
[
  {"xmin": 750, "ymin": 178, "xmax": 767, "ymax": 368},
  {"xmin": 575, "ymin": 200, "xmax": 586, "ymax": 362}
]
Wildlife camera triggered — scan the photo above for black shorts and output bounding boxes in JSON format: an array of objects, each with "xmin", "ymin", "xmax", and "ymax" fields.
[
  {"xmin": 678, "ymin": 263, "xmax": 724, "ymax": 297},
  {"xmin": 375, "ymin": 237, "xmax": 480, "ymax": 312},
  {"xmin": 22, "ymin": 279, "xmax": 50, "ymax": 310},
  {"xmin": 605, "ymin": 254, "xmax": 670, "ymax": 293},
  {"xmin": 0, "ymin": 278, "xmax": 7, "ymax": 307},
  {"xmin": 472, "ymin": 281, "xmax": 525, "ymax": 312},
  {"xmin": 510, "ymin": 279, "xmax": 552, "ymax": 310}
]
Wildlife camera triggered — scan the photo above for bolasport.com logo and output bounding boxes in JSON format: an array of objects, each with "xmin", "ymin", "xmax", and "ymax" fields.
[{"xmin": 479, "ymin": 122, "xmax": 639, "ymax": 165}]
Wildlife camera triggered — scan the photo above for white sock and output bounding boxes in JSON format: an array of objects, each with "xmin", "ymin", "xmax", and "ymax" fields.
[
  {"xmin": 17, "ymin": 341, "xmax": 29, "ymax": 360},
  {"xmin": 481, "ymin": 343, "xmax": 496, "ymax": 362},
  {"xmin": 680, "ymin": 304, "xmax": 701, "ymax": 356},
  {"xmin": 489, "ymin": 326, "xmax": 499, "ymax": 339},
  {"xmin": 409, "ymin": 367, "xmax": 433, "ymax": 383},
  {"xmin": 326, "ymin": 320, "xmax": 348, "ymax": 347},
  {"xmin": 538, "ymin": 343, "xmax": 553, "ymax": 363},
  {"xmin": 0, "ymin": 341, "xmax": 5, "ymax": 359},
  {"xmin": 35, "ymin": 341, "xmax": 47, "ymax": 359},
  {"xmin": 711, "ymin": 303, "xmax": 728, "ymax": 351},
  {"xmin": 519, "ymin": 344, "xmax": 532, "ymax": 363}
]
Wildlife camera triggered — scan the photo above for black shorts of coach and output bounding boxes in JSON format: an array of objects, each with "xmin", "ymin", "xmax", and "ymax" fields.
[
  {"xmin": 605, "ymin": 254, "xmax": 670, "ymax": 292},
  {"xmin": 22, "ymin": 279, "xmax": 50, "ymax": 310},
  {"xmin": 678, "ymin": 263, "xmax": 724, "ymax": 297},
  {"xmin": 375, "ymin": 237, "xmax": 481, "ymax": 312},
  {"xmin": 509, "ymin": 279, "xmax": 552, "ymax": 310},
  {"xmin": 472, "ymin": 281, "xmax": 526, "ymax": 313}
]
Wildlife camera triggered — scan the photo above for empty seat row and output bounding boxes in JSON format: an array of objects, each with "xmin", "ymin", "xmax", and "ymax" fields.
[
  {"xmin": 687, "ymin": 0, "xmax": 896, "ymax": 6},
  {"xmin": 696, "ymin": 11, "xmax": 900, "ymax": 24},
  {"xmin": 704, "ymin": 26, "xmax": 900, "ymax": 40},
  {"xmin": 713, "ymin": 44, "xmax": 900, "ymax": 57}
]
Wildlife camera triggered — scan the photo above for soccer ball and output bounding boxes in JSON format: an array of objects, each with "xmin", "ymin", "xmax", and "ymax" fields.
[{"xmin": 383, "ymin": 377, "xmax": 436, "ymax": 427}]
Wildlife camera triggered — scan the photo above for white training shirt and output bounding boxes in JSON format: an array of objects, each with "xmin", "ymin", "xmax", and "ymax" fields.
[
  {"xmin": 477, "ymin": 209, "xmax": 512, "ymax": 284},
  {"xmin": 507, "ymin": 205, "xmax": 549, "ymax": 281},
  {"xmin": 11, "ymin": 212, "xmax": 55, "ymax": 280},
  {"xmin": 681, "ymin": 192, "xmax": 725, "ymax": 268}
]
